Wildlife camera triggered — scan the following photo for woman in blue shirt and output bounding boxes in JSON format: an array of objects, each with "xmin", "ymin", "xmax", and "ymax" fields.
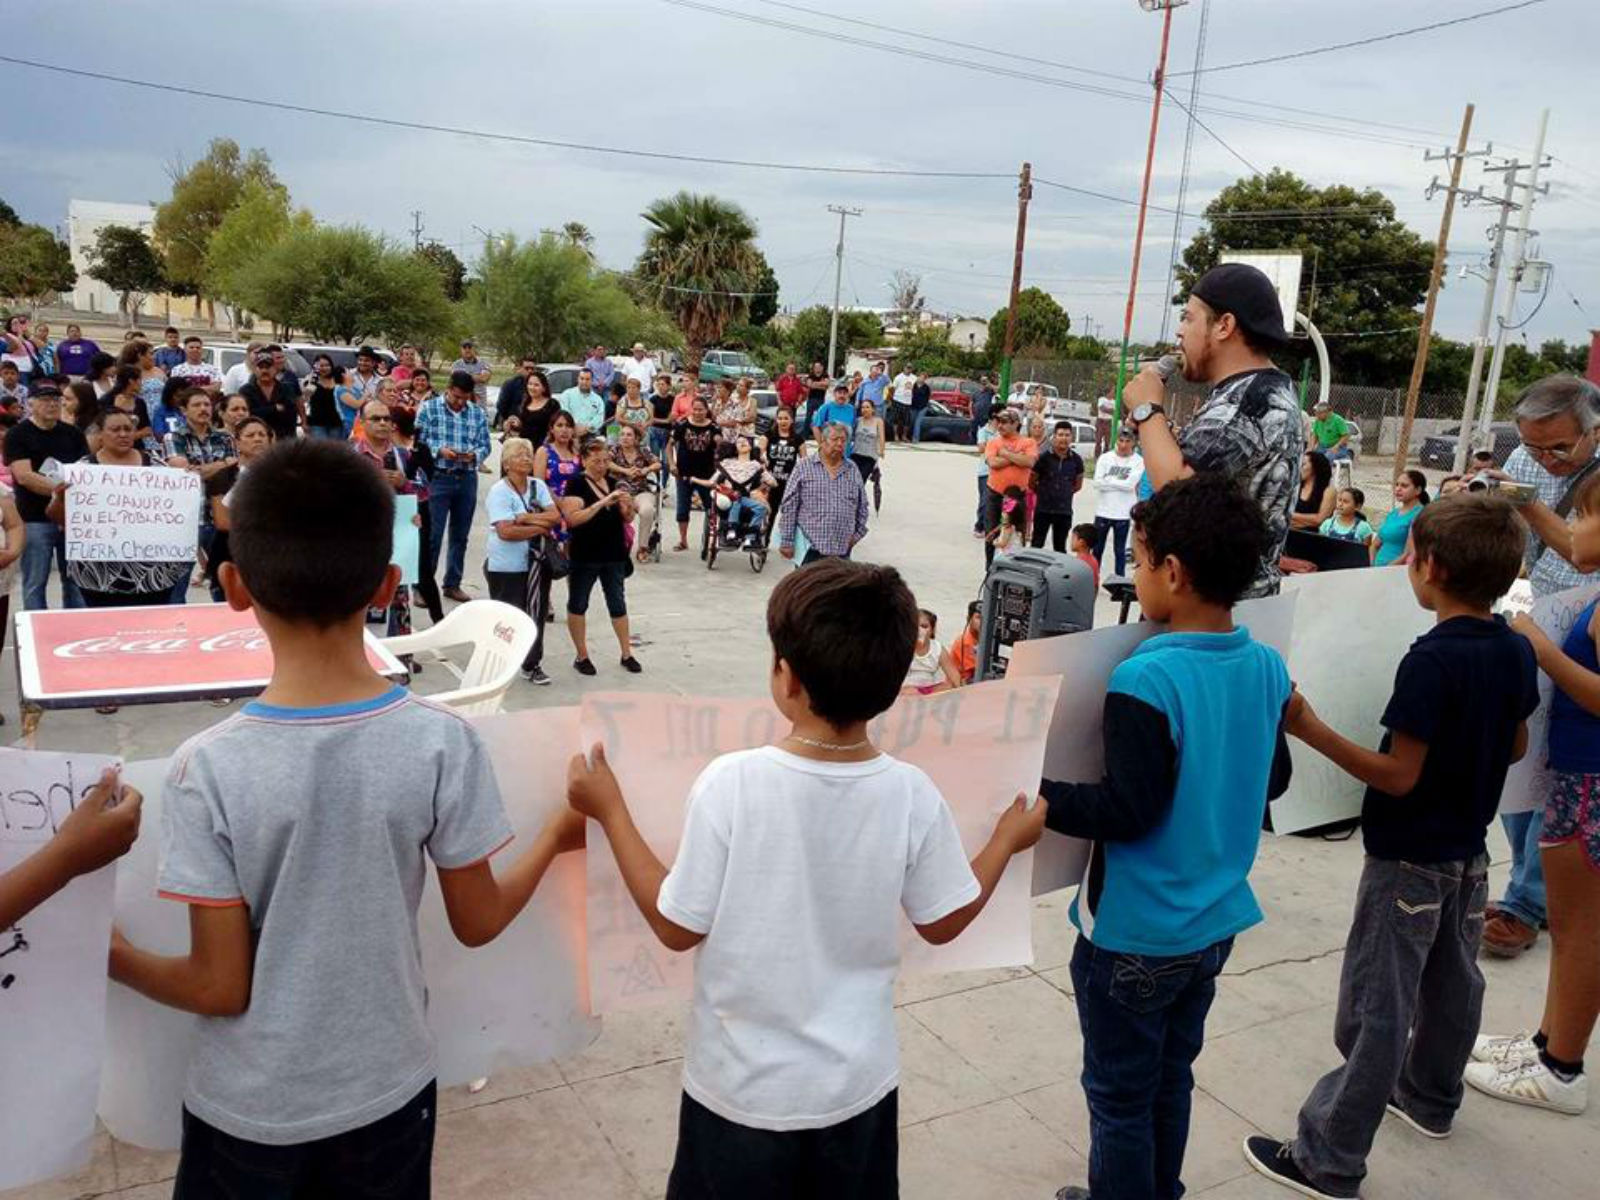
[
  {"xmin": 1370, "ymin": 469, "xmax": 1428, "ymax": 566},
  {"xmin": 484, "ymin": 437, "xmax": 563, "ymax": 684}
]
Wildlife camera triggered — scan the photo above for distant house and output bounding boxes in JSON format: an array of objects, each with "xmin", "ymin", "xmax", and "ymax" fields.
[
  {"xmin": 946, "ymin": 317, "xmax": 988, "ymax": 351},
  {"xmin": 66, "ymin": 198, "xmax": 198, "ymax": 321}
]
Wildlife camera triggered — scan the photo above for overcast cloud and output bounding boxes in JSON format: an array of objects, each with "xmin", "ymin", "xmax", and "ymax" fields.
[{"xmin": 4, "ymin": 0, "xmax": 1596, "ymax": 349}]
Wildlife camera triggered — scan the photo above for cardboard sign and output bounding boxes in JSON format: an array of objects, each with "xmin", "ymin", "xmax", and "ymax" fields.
[
  {"xmin": 64, "ymin": 462, "xmax": 201, "ymax": 563},
  {"xmin": 392, "ymin": 494, "xmax": 420, "ymax": 587}
]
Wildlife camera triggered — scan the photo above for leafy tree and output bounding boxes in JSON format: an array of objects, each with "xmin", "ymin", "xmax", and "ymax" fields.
[
  {"xmin": 86, "ymin": 225, "xmax": 165, "ymax": 324},
  {"xmin": 635, "ymin": 192, "xmax": 762, "ymax": 366},
  {"xmin": 236, "ymin": 224, "xmax": 453, "ymax": 345},
  {"xmin": 417, "ymin": 241, "xmax": 467, "ymax": 302},
  {"xmin": 154, "ymin": 138, "xmax": 284, "ymax": 314},
  {"xmin": 464, "ymin": 232, "xmax": 647, "ymax": 362},
  {"xmin": 203, "ymin": 180, "xmax": 307, "ymax": 336},
  {"xmin": 779, "ymin": 306, "xmax": 884, "ymax": 371},
  {"xmin": 0, "ymin": 223, "xmax": 77, "ymax": 308},
  {"xmin": 0, "ymin": 198, "xmax": 19, "ymax": 227},
  {"xmin": 986, "ymin": 287, "xmax": 1074, "ymax": 359},
  {"xmin": 1175, "ymin": 169, "xmax": 1434, "ymax": 386},
  {"xmin": 560, "ymin": 221, "xmax": 594, "ymax": 253},
  {"xmin": 747, "ymin": 251, "xmax": 780, "ymax": 327}
]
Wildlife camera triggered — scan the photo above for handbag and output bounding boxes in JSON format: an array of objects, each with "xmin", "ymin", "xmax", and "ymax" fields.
[{"xmin": 518, "ymin": 483, "xmax": 571, "ymax": 580}]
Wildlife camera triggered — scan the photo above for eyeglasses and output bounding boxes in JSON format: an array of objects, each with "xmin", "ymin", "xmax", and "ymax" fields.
[
  {"xmin": 366, "ymin": 414, "xmax": 394, "ymax": 423},
  {"xmin": 1521, "ymin": 434, "xmax": 1592, "ymax": 463}
]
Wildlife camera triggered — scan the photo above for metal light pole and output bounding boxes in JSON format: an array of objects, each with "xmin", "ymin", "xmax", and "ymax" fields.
[
  {"xmin": 1114, "ymin": 0, "xmax": 1188, "ymax": 431},
  {"xmin": 825, "ymin": 205, "xmax": 862, "ymax": 377}
]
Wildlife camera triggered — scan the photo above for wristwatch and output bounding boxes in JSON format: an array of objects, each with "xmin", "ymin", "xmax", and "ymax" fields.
[{"xmin": 1128, "ymin": 402, "xmax": 1165, "ymax": 430}]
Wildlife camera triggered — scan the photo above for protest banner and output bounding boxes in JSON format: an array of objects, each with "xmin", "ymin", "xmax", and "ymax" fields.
[
  {"xmin": 0, "ymin": 749, "xmax": 122, "ymax": 1191},
  {"xmin": 63, "ymin": 462, "xmax": 201, "ymax": 563},
  {"xmin": 392, "ymin": 494, "xmax": 420, "ymax": 587},
  {"xmin": 99, "ymin": 714, "xmax": 597, "ymax": 1153},
  {"xmin": 578, "ymin": 677, "xmax": 1059, "ymax": 1015},
  {"xmin": 1499, "ymin": 579, "xmax": 1600, "ymax": 816},
  {"xmin": 1009, "ymin": 593, "xmax": 1298, "ymax": 894}
]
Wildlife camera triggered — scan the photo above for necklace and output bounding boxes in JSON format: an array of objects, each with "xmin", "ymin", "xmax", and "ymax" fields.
[{"xmin": 784, "ymin": 733, "xmax": 871, "ymax": 752}]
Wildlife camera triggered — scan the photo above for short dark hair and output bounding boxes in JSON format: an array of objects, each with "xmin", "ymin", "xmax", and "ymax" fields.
[
  {"xmin": 449, "ymin": 369, "xmax": 474, "ymax": 393},
  {"xmin": 229, "ymin": 441, "xmax": 394, "ymax": 627},
  {"xmin": 766, "ymin": 558, "xmax": 917, "ymax": 728},
  {"xmin": 177, "ymin": 386, "xmax": 211, "ymax": 411},
  {"xmin": 1410, "ymin": 494, "xmax": 1526, "ymax": 609},
  {"xmin": 1132, "ymin": 473, "xmax": 1268, "ymax": 608},
  {"xmin": 164, "ymin": 326, "xmax": 179, "ymax": 336},
  {"xmin": 183, "ymin": 335, "xmax": 202, "ymax": 347},
  {"xmin": 1072, "ymin": 522, "xmax": 1098, "ymax": 546}
]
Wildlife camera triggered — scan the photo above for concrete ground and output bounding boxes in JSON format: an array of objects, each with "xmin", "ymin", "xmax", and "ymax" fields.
[{"xmin": 5, "ymin": 443, "xmax": 1594, "ymax": 1199}]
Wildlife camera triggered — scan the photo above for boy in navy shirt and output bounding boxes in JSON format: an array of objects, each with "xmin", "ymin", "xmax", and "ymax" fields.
[
  {"xmin": 1042, "ymin": 474, "xmax": 1293, "ymax": 1200},
  {"xmin": 1246, "ymin": 494, "xmax": 1538, "ymax": 1199}
]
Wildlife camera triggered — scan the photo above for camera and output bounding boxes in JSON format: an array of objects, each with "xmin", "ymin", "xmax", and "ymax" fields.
[{"xmin": 1464, "ymin": 476, "xmax": 1537, "ymax": 504}]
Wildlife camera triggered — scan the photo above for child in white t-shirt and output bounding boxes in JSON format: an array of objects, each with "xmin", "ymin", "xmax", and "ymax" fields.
[
  {"xmin": 901, "ymin": 608, "xmax": 961, "ymax": 694},
  {"xmin": 569, "ymin": 559, "xmax": 1044, "ymax": 1195}
]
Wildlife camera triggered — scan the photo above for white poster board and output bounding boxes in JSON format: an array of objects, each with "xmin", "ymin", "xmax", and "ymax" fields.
[
  {"xmin": 64, "ymin": 462, "xmax": 201, "ymax": 563},
  {"xmin": 0, "ymin": 750, "xmax": 122, "ymax": 1192},
  {"xmin": 1008, "ymin": 593, "xmax": 1298, "ymax": 894},
  {"xmin": 1221, "ymin": 251, "xmax": 1304, "ymax": 338},
  {"xmin": 1499, "ymin": 580, "xmax": 1600, "ymax": 816}
]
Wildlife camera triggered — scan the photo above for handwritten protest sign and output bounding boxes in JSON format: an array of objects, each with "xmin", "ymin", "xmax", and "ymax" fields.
[
  {"xmin": 1499, "ymin": 579, "xmax": 1600, "ymax": 816},
  {"xmin": 99, "ymin": 718, "xmax": 597, "ymax": 1152},
  {"xmin": 579, "ymin": 677, "xmax": 1059, "ymax": 1015},
  {"xmin": 392, "ymin": 494, "xmax": 420, "ymax": 587},
  {"xmin": 64, "ymin": 462, "xmax": 201, "ymax": 563},
  {"xmin": 0, "ymin": 749, "xmax": 121, "ymax": 1191},
  {"xmin": 1009, "ymin": 593, "xmax": 1298, "ymax": 894}
]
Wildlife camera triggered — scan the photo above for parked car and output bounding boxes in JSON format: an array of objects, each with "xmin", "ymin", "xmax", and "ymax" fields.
[
  {"xmin": 699, "ymin": 349, "xmax": 770, "ymax": 387},
  {"xmin": 201, "ymin": 342, "xmax": 313, "ymax": 383},
  {"xmin": 910, "ymin": 400, "xmax": 977, "ymax": 444},
  {"xmin": 285, "ymin": 343, "xmax": 396, "ymax": 376},
  {"xmin": 1417, "ymin": 422, "xmax": 1518, "ymax": 470},
  {"xmin": 539, "ymin": 364, "xmax": 583, "ymax": 396},
  {"xmin": 927, "ymin": 376, "xmax": 980, "ymax": 417}
]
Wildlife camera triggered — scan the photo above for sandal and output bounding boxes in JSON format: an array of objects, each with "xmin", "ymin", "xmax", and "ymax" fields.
[{"xmin": 673, "ymin": 542, "xmax": 689, "ymax": 552}]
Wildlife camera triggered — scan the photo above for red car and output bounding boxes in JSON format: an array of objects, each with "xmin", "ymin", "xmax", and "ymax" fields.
[{"xmin": 926, "ymin": 376, "xmax": 980, "ymax": 417}]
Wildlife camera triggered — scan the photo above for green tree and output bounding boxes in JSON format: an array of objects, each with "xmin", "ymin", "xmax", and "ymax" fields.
[
  {"xmin": 465, "ymin": 232, "xmax": 645, "ymax": 361},
  {"xmin": 154, "ymin": 138, "xmax": 284, "ymax": 317},
  {"xmin": 985, "ymin": 287, "xmax": 1074, "ymax": 359},
  {"xmin": 560, "ymin": 221, "xmax": 594, "ymax": 253},
  {"xmin": 86, "ymin": 225, "xmax": 165, "ymax": 324},
  {"xmin": 203, "ymin": 179, "xmax": 308, "ymax": 336},
  {"xmin": 747, "ymin": 252, "xmax": 780, "ymax": 327},
  {"xmin": 0, "ymin": 197, "xmax": 19, "ymax": 226},
  {"xmin": 1175, "ymin": 169, "xmax": 1434, "ymax": 386},
  {"xmin": 635, "ymin": 192, "xmax": 762, "ymax": 366},
  {"xmin": 0, "ymin": 223, "xmax": 77, "ymax": 308},
  {"xmin": 779, "ymin": 306, "xmax": 884, "ymax": 372},
  {"xmin": 236, "ymin": 224, "xmax": 453, "ymax": 345},
  {"xmin": 417, "ymin": 241, "xmax": 467, "ymax": 302}
]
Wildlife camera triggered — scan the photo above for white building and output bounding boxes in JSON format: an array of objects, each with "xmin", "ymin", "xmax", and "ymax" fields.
[
  {"xmin": 946, "ymin": 317, "xmax": 988, "ymax": 351},
  {"xmin": 67, "ymin": 199, "xmax": 161, "ymax": 315}
]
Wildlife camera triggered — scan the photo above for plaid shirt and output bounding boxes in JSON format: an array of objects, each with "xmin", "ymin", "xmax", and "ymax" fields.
[
  {"xmin": 415, "ymin": 396, "xmax": 490, "ymax": 471},
  {"xmin": 164, "ymin": 427, "xmax": 236, "ymax": 467},
  {"xmin": 777, "ymin": 454, "xmax": 870, "ymax": 556},
  {"xmin": 1505, "ymin": 443, "xmax": 1600, "ymax": 597}
]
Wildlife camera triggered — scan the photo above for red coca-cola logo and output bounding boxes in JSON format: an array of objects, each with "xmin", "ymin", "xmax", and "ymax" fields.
[
  {"xmin": 53, "ymin": 627, "xmax": 271, "ymax": 659},
  {"xmin": 493, "ymin": 622, "xmax": 514, "ymax": 644}
]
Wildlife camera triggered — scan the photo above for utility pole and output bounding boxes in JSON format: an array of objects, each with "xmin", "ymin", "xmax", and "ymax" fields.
[
  {"xmin": 410, "ymin": 210, "xmax": 424, "ymax": 251},
  {"xmin": 1114, "ymin": 0, "xmax": 1187, "ymax": 429},
  {"xmin": 1160, "ymin": 0, "xmax": 1211, "ymax": 347},
  {"xmin": 825, "ymin": 205, "xmax": 862, "ymax": 377},
  {"xmin": 1392, "ymin": 104, "xmax": 1476, "ymax": 480},
  {"xmin": 998, "ymin": 162, "xmax": 1033, "ymax": 403},
  {"xmin": 1479, "ymin": 108, "xmax": 1551, "ymax": 439},
  {"xmin": 1450, "ymin": 164, "xmax": 1520, "ymax": 474}
]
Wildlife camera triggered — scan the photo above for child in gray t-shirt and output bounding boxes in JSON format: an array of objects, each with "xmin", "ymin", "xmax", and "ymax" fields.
[{"xmin": 109, "ymin": 440, "xmax": 583, "ymax": 1191}]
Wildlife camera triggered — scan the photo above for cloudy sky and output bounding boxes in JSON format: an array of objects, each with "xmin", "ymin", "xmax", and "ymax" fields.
[{"xmin": 4, "ymin": 0, "xmax": 1596, "ymax": 350}]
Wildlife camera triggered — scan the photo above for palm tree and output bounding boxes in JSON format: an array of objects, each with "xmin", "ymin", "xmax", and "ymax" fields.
[
  {"xmin": 635, "ymin": 192, "xmax": 761, "ymax": 368},
  {"xmin": 561, "ymin": 221, "xmax": 594, "ymax": 254}
]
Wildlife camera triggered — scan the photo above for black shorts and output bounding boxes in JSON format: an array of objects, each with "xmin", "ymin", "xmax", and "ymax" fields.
[
  {"xmin": 567, "ymin": 560, "xmax": 628, "ymax": 618},
  {"xmin": 174, "ymin": 1081, "xmax": 436, "ymax": 1199},
  {"xmin": 666, "ymin": 1088, "xmax": 898, "ymax": 1200}
]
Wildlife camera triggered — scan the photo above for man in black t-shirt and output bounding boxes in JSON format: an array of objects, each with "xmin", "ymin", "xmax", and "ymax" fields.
[
  {"xmin": 3, "ymin": 385, "xmax": 90, "ymax": 608},
  {"xmin": 804, "ymin": 361, "xmax": 831, "ymax": 430},
  {"xmin": 238, "ymin": 352, "xmax": 303, "ymax": 442}
]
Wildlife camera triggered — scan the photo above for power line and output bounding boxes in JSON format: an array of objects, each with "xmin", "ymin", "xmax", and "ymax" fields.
[
  {"xmin": 1160, "ymin": 87, "xmax": 1263, "ymax": 177},
  {"xmin": 0, "ymin": 54, "xmax": 1011, "ymax": 180},
  {"xmin": 1169, "ymin": 0, "xmax": 1550, "ymax": 77}
]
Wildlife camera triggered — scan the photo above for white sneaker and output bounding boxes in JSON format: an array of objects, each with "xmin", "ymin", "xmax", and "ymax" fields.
[
  {"xmin": 1471, "ymin": 1030, "xmax": 1538, "ymax": 1066},
  {"xmin": 1465, "ymin": 1058, "xmax": 1587, "ymax": 1115}
]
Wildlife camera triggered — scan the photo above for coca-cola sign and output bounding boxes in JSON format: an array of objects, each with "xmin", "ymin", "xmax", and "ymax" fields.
[{"xmin": 52, "ymin": 628, "xmax": 272, "ymax": 659}]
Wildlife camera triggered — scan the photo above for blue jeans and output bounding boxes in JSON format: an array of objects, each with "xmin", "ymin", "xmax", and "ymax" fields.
[
  {"xmin": 1070, "ymin": 933, "xmax": 1233, "ymax": 1200},
  {"xmin": 21, "ymin": 521, "xmax": 85, "ymax": 610},
  {"xmin": 428, "ymin": 472, "xmax": 478, "ymax": 589},
  {"xmin": 307, "ymin": 425, "xmax": 344, "ymax": 440},
  {"xmin": 975, "ymin": 475, "xmax": 988, "ymax": 532},
  {"xmin": 1497, "ymin": 809, "xmax": 1547, "ymax": 927},
  {"xmin": 726, "ymin": 497, "xmax": 768, "ymax": 537},
  {"xmin": 911, "ymin": 405, "xmax": 929, "ymax": 442},
  {"xmin": 1095, "ymin": 517, "xmax": 1131, "ymax": 577},
  {"xmin": 648, "ymin": 426, "xmax": 670, "ymax": 487}
]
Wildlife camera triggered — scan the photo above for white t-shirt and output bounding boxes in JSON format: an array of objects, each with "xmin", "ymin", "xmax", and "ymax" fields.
[
  {"xmin": 620, "ymin": 356, "xmax": 658, "ymax": 390},
  {"xmin": 890, "ymin": 371, "xmax": 917, "ymax": 405},
  {"xmin": 221, "ymin": 361, "xmax": 253, "ymax": 396},
  {"xmin": 658, "ymin": 747, "xmax": 978, "ymax": 1131},
  {"xmin": 904, "ymin": 639, "xmax": 945, "ymax": 689},
  {"xmin": 1094, "ymin": 450, "xmax": 1145, "ymax": 521},
  {"xmin": 171, "ymin": 361, "xmax": 221, "ymax": 386}
]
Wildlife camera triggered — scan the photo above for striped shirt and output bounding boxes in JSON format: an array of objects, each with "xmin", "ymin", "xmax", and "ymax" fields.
[
  {"xmin": 777, "ymin": 454, "xmax": 870, "ymax": 556},
  {"xmin": 415, "ymin": 396, "xmax": 490, "ymax": 472},
  {"xmin": 1505, "ymin": 444, "xmax": 1600, "ymax": 597}
]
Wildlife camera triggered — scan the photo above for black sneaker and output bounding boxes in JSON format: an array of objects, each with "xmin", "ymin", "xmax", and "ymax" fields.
[
  {"xmin": 1385, "ymin": 1094, "xmax": 1451, "ymax": 1139},
  {"xmin": 573, "ymin": 658, "xmax": 597, "ymax": 676},
  {"xmin": 1242, "ymin": 1137, "xmax": 1347, "ymax": 1199},
  {"xmin": 619, "ymin": 656, "xmax": 643, "ymax": 674},
  {"xmin": 523, "ymin": 666, "xmax": 552, "ymax": 686},
  {"xmin": 1053, "ymin": 1188, "xmax": 1091, "ymax": 1200}
]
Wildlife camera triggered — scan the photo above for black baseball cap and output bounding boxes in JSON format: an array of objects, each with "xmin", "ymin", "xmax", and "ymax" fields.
[{"xmin": 1190, "ymin": 263, "xmax": 1289, "ymax": 348}]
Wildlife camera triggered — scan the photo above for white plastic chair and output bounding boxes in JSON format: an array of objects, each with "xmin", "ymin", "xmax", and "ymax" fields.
[{"xmin": 382, "ymin": 599, "xmax": 537, "ymax": 716}]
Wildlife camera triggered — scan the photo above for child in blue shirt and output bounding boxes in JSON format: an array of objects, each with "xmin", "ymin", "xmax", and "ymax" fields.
[{"xmin": 1042, "ymin": 473, "xmax": 1293, "ymax": 1200}]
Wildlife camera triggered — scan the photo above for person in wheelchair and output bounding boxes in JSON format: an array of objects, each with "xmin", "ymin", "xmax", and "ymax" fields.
[{"xmin": 708, "ymin": 434, "xmax": 776, "ymax": 550}]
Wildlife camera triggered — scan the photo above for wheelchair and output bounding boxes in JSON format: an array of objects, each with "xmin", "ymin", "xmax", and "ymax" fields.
[{"xmin": 700, "ymin": 484, "xmax": 770, "ymax": 573}]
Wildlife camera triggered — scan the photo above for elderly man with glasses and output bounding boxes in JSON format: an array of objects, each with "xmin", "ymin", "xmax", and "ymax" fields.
[{"xmin": 1471, "ymin": 374, "xmax": 1600, "ymax": 959}]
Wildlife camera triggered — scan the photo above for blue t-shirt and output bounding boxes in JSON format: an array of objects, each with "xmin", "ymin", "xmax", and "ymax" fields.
[
  {"xmin": 1043, "ymin": 626, "xmax": 1292, "ymax": 956},
  {"xmin": 813, "ymin": 401, "xmax": 857, "ymax": 436},
  {"xmin": 1549, "ymin": 598, "xmax": 1600, "ymax": 774},
  {"xmin": 1373, "ymin": 503, "xmax": 1422, "ymax": 566},
  {"xmin": 485, "ymin": 477, "xmax": 555, "ymax": 573},
  {"xmin": 153, "ymin": 346, "xmax": 186, "ymax": 372},
  {"xmin": 856, "ymin": 374, "xmax": 890, "ymax": 408}
]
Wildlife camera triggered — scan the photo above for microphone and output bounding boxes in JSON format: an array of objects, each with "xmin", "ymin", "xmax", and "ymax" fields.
[{"xmin": 1153, "ymin": 354, "xmax": 1180, "ymax": 384}]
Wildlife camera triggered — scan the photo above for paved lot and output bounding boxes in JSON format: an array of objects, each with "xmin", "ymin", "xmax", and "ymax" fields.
[{"xmin": 5, "ymin": 444, "xmax": 1593, "ymax": 1199}]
